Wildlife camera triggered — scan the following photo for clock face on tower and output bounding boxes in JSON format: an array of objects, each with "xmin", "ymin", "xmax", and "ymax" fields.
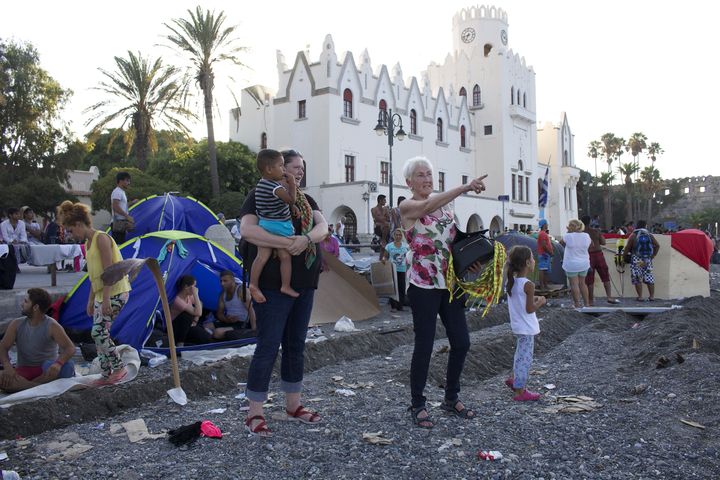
[
  {"xmin": 461, "ymin": 27, "xmax": 476, "ymax": 44},
  {"xmin": 500, "ymin": 29, "xmax": 508, "ymax": 45}
]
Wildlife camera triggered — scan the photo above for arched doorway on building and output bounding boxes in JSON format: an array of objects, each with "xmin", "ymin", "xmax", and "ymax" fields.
[
  {"xmin": 489, "ymin": 215, "xmax": 503, "ymax": 237},
  {"xmin": 466, "ymin": 214, "xmax": 483, "ymax": 233},
  {"xmin": 329, "ymin": 206, "xmax": 357, "ymax": 244}
]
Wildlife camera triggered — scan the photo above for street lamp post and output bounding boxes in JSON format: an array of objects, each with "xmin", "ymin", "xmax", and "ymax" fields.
[{"xmin": 374, "ymin": 108, "xmax": 406, "ymax": 208}]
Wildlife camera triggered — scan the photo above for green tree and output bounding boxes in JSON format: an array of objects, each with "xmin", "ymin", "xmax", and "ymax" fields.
[
  {"xmin": 597, "ymin": 171, "xmax": 616, "ymax": 228},
  {"xmin": 625, "ymin": 132, "xmax": 647, "ymax": 170},
  {"xmin": 85, "ymin": 51, "xmax": 195, "ymax": 170},
  {"xmin": 687, "ymin": 207, "xmax": 720, "ymax": 231},
  {"xmin": 599, "ymin": 133, "xmax": 625, "ymax": 173},
  {"xmin": 0, "ymin": 39, "xmax": 74, "ymax": 184},
  {"xmin": 0, "ymin": 177, "xmax": 77, "ymax": 218},
  {"xmin": 207, "ymin": 191, "xmax": 246, "ymax": 219},
  {"xmin": 647, "ymin": 142, "xmax": 664, "ymax": 164},
  {"xmin": 150, "ymin": 140, "xmax": 258, "ymax": 205},
  {"xmin": 617, "ymin": 162, "xmax": 640, "ymax": 223},
  {"xmin": 90, "ymin": 167, "xmax": 178, "ymax": 212},
  {"xmin": 639, "ymin": 165, "xmax": 662, "ymax": 221},
  {"xmin": 164, "ymin": 6, "xmax": 247, "ymax": 198},
  {"xmin": 587, "ymin": 140, "xmax": 602, "ymax": 177}
]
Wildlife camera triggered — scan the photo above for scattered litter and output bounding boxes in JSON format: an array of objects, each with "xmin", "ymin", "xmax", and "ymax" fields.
[
  {"xmin": 0, "ymin": 452, "xmax": 8, "ymax": 462},
  {"xmin": 1, "ymin": 470, "xmax": 21, "ymax": 480},
  {"xmin": 477, "ymin": 450, "xmax": 503, "ymax": 461},
  {"xmin": 306, "ymin": 397, "xmax": 323, "ymax": 402},
  {"xmin": 234, "ymin": 392, "xmax": 246, "ymax": 400},
  {"xmin": 362, "ymin": 432, "xmax": 393, "ymax": 445},
  {"xmin": 90, "ymin": 423, "xmax": 105, "ymax": 430},
  {"xmin": 331, "ymin": 376, "xmax": 344, "ymax": 382},
  {"xmin": 675, "ymin": 352, "xmax": 685, "ymax": 364},
  {"xmin": 335, "ymin": 388, "xmax": 356, "ymax": 397},
  {"xmin": 211, "ymin": 373, "xmax": 218, "ymax": 381},
  {"xmin": 121, "ymin": 419, "xmax": 165, "ymax": 443},
  {"xmin": 306, "ymin": 336, "xmax": 328, "ymax": 344},
  {"xmin": 109, "ymin": 424, "xmax": 124, "ymax": 435},
  {"xmin": 202, "ymin": 408, "xmax": 227, "ymax": 414},
  {"xmin": 42, "ymin": 436, "xmax": 93, "ymax": 461},
  {"xmin": 530, "ymin": 369, "xmax": 548, "ymax": 375},
  {"xmin": 438, "ymin": 438, "xmax": 463, "ymax": 452},
  {"xmin": 680, "ymin": 419, "xmax": 706, "ymax": 430},
  {"xmin": 543, "ymin": 384, "xmax": 556, "ymax": 390},
  {"xmin": 140, "ymin": 349, "xmax": 168, "ymax": 368},
  {"xmin": 181, "ymin": 345, "xmax": 256, "ymax": 365},
  {"xmin": 542, "ymin": 395, "xmax": 603, "ymax": 414},
  {"xmin": 306, "ymin": 428, "xmax": 322, "ymax": 433},
  {"xmin": 339, "ymin": 381, "xmax": 374, "ymax": 389},
  {"xmin": 692, "ymin": 338, "xmax": 700, "ymax": 349},
  {"xmin": 168, "ymin": 421, "xmax": 222, "ymax": 446},
  {"xmin": 631, "ymin": 384, "xmax": 649, "ymax": 395},
  {"xmin": 428, "ymin": 401, "xmax": 442, "ymax": 408},
  {"xmin": 307, "ymin": 326, "xmax": 323, "ymax": 337},
  {"xmin": 168, "ymin": 387, "xmax": 188, "ymax": 406},
  {"xmin": 384, "ymin": 357, "xmax": 393, "ymax": 361},
  {"xmin": 435, "ymin": 345, "xmax": 449, "ymax": 354},
  {"xmin": 334, "ymin": 316, "xmax": 360, "ymax": 332}
]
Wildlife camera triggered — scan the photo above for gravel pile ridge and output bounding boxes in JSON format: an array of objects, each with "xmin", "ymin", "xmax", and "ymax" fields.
[{"xmin": 2, "ymin": 292, "xmax": 719, "ymax": 479}]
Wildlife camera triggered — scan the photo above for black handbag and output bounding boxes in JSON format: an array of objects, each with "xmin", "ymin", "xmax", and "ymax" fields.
[{"xmin": 451, "ymin": 228, "xmax": 495, "ymax": 278}]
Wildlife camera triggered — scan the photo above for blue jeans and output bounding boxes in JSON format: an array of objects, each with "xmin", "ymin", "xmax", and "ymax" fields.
[
  {"xmin": 246, "ymin": 288, "xmax": 315, "ymax": 402},
  {"xmin": 407, "ymin": 285, "xmax": 470, "ymax": 408},
  {"xmin": 41, "ymin": 360, "xmax": 75, "ymax": 379}
]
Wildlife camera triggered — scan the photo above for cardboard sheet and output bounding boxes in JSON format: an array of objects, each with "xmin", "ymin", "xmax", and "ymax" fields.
[{"xmin": 370, "ymin": 261, "xmax": 398, "ymax": 300}]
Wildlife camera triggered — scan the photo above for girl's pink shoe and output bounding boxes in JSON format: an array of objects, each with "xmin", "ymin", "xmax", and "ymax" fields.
[
  {"xmin": 504, "ymin": 378, "xmax": 515, "ymax": 390},
  {"xmin": 513, "ymin": 389, "xmax": 541, "ymax": 401}
]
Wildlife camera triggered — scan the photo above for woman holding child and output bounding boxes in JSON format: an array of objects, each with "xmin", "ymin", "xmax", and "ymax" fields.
[
  {"xmin": 239, "ymin": 149, "xmax": 328, "ymax": 436},
  {"xmin": 400, "ymin": 156, "xmax": 488, "ymax": 428}
]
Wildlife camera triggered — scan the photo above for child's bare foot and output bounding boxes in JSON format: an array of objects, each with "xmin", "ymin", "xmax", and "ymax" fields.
[
  {"xmin": 281, "ymin": 286, "xmax": 300, "ymax": 298},
  {"xmin": 249, "ymin": 284, "xmax": 267, "ymax": 303}
]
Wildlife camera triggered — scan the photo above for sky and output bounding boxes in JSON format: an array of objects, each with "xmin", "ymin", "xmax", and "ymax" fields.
[{"xmin": 4, "ymin": 0, "xmax": 720, "ymax": 180}]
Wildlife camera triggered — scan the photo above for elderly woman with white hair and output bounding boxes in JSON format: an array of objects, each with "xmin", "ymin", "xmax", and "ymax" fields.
[{"xmin": 399, "ymin": 155, "xmax": 488, "ymax": 429}]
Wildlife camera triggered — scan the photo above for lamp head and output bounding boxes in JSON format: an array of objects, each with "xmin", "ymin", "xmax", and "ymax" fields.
[
  {"xmin": 374, "ymin": 110, "xmax": 386, "ymax": 135},
  {"xmin": 396, "ymin": 127, "xmax": 406, "ymax": 141}
]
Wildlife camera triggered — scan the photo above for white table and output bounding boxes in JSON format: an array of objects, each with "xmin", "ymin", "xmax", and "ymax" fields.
[{"xmin": 27, "ymin": 245, "xmax": 83, "ymax": 286}]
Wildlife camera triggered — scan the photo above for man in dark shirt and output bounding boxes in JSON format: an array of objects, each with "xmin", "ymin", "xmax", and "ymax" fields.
[{"xmin": 582, "ymin": 215, "xmax": 620, "ymax": 305}]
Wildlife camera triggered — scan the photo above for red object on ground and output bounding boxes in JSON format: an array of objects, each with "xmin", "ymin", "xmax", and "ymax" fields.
[
  {"xmin": 200, "ymin": 420, "xmax": 222, "ymax": 438},
  {"xmin": 670, "ymin": 229, "xmax": 714, "ymax": 271}
]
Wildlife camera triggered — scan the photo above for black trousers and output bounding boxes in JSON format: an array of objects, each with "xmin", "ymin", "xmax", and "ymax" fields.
[
  {"xmin": 172, "ymin": 311, "xmax": 211, "ymax": 345},
  {"xmin": 407, "ymin": 285, "xmax": 470, "ymax": 408},
  {"xmin": 389, "ymin": 271, "xmax": 406, "ymax": 310}
]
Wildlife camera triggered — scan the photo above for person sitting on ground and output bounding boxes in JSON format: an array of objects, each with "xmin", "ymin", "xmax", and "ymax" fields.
[
  {"xmin": 504, "ymin": 246, "xmax": 546, "ymax": 401},
  {"xmin": 0, "ymin": 208, "xmax": 28, "ymax": 245},
  {"xmin": 248, "ymin": 149, "xmax": 300, "ymax": 303},
  {"xmin": 210, "ymin": 270, "xmax": 257, "ymax": 340},
  {"xmin": 581, "ymin": 215, "xmax": 620, "ymax": 305},
  {"xmin": 536, "ymin": 219, "xmax": 553, "ymax": 291},
  {"xmin": 624, "ymin": 220, "xmax": 660, "ymax": 302},
  {"xmin": 170, "ymin": 275, "xmax": 211, "ymax": 346},
  {"xmin": 0, "ymin": 288, "xmax": 76, "ymax": 393},
  {"xmin": 560, "ymin": 219, "xmax": 591, "ymax": 308},
  {"xmin": 21, "ymin": 207, "xmax": 43, "ymax": 245}
]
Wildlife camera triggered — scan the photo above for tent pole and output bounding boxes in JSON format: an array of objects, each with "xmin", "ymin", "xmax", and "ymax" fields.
[{"xmin": 146, "ymin": 260, "xmax": 182, "ymax": 389}]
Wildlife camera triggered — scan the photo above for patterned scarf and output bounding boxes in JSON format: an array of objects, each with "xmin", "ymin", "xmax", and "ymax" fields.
[{"xmin": 296, "ymin": 189, "xmax": 316, "ymax": 268}]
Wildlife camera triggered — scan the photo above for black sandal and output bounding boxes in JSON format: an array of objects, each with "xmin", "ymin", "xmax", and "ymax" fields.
[
  {"xmin": 441, "ymin": 399, "xmax": 476, "ymax": 419},
  {"xmin": 408, "ymin": 406, "xmax": 434, "ymax": 429}
]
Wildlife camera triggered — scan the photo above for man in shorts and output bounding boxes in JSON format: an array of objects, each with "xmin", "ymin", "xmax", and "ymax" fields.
[
  {"xmin": 624, "ymin": 220, "xmax": 660, "ymax": 301},
  {"xmin": 581, "ymin": 215, "xmax": 620, "ymax": 305},
  {"xmin": 536, "ymin": 219, "xmax": 553, "ymax": 290}
]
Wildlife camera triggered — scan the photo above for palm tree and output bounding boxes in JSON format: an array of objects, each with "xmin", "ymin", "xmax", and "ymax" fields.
[
  {"xmin": 600, "ymin": 133, "xmax": 625, "ymax": 173},
  {"xmin": 587, "ymin": 141, "xmax": 602, "ymax": 177},
  {"xmin": 647, "ymin": 142, "xmax": 664, "ymax": 164},
  {"xmin": 617, "ymin": 162, "xmax": 640, "ymax": 223},
  {"xmin": 85, "ymin": 51, "xmax": 195, "ymax": 170},
  {"xmin": 597, "ymin": 171, "xmax": 616, "ymax": 229},
  {"xmin": 164, "ymin": 6, "xmax": 246, "ymax": 198},
  {"xmin": 640, "ymin": 165, "xmax": 662, "ymax": 220}
]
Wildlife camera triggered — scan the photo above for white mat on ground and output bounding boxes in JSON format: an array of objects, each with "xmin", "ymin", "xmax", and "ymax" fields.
[
  {"xmin": 181, "ymin": 344, "xmax": 256, "ymax": 366},
  {"xmin": 0, "ymin": 345, "xmax": 140, "ymax": 408}
]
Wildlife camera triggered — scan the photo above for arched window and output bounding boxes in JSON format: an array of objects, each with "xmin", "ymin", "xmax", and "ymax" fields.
[
  {"xmin": 260, "ymin": 132, "xmax": 267, "ymax": 149},
  {"xmin": 523, "ymin": 92, "xmax": 527, "ymax": 108},
  {"xmin": 511, "ymin": 86, "xmax": 514, "ymax": 105},
  {"xmin": 437, "ymin": 118, "xmax": 443, "ymax": 142},
  {"xmin": 343, "ymin": 89, "xmax": 353, "ymax": 118},
  {"xmin": 379, "ymin": 99, "xmax": 387, "ymax": 111},
  {"xmin": 472, "ymin": 84, "xmax": 481, "ymax": 106},
  {"xmin": 459, "ymin": 87, "xmax": 467, "ymax": 97},
  {"xmin": 410, "ymin": 109, "xmax": 417, "ymax": 135},
  {"xmin": 460, "ymin": 125, "xmax": 466, "ymax": 148},
  {"xmin": 517, "ymin": 89, "xmax": 521, "ymax": 105}
]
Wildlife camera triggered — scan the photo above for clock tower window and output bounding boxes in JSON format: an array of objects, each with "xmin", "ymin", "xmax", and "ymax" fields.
[{"xmin": 484, "ymin": 44, "xmax": 492, "ymax": 57}]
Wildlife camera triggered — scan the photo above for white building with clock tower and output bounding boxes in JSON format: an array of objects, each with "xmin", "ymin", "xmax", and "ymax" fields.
[{"xmin": 230, "ymin": 5, "xmax": 578, "ymax": 241}]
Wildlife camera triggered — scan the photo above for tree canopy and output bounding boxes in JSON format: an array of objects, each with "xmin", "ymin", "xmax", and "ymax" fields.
[{"xmin": 90, "ymin": 167, "xmax": 178, "ymax": 212}]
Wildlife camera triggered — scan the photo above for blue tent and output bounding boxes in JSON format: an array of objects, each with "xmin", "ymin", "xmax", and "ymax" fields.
[
  {"xmin": 496, "ymin": 231, "xmax": 567, "ymax": 285},
  {"xmin": 59, "ymin": 231, "xmax": 244, "ymax": 350},
  {"xmin": 122, "ymin": 194, "xmax": 220, "ymax": 241}
]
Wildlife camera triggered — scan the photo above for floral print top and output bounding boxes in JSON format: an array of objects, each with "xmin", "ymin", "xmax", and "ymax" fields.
[{"xmin": 405, "ymin": 206, "xmax": 456, "ymax": 289}]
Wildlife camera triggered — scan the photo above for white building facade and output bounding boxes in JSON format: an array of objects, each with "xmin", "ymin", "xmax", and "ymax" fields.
[{"xmin": 230, "ymin": 5, "xmax": 577, "ymax": 240}]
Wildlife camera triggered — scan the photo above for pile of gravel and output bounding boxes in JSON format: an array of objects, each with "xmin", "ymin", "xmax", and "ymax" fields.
[{"xmin": 1, "ymin": 293, "xmax": 718, "ymax": 479}]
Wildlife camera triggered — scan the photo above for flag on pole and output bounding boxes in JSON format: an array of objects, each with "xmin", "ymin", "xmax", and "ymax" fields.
[{"xmin": 538, "ymin": 167, "xmax": 549, "ymax": 208}]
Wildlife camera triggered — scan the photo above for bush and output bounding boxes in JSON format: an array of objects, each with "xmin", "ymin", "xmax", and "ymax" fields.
[
  {"xmin": 207, "ymin": 191, "xmax": 247, "ymax": 219},
  {"xmin": 90, "ymin": 167, "xmax": 178, "ymax": 212}
]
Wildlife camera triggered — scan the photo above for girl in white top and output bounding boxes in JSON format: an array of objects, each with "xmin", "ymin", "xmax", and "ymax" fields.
[
  {"xmin": 560, "ymin": 219, "xmax": 591, "ymax": 308},
  {"xmin": 505, "ymin": 246, "xmax": 546, "ymax": 401}
]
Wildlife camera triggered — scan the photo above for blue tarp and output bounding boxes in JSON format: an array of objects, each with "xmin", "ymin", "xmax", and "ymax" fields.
[
  {"xmin": 122, "ymin": 194, "xmax": 220, "ymax": 242},
  {"xmin": 59, "ymin": 231, "xmax": 244, "ymax": 350},
  {"xmin": 496, "ymin": 232, "xmax": 567, "ymax": 285}
]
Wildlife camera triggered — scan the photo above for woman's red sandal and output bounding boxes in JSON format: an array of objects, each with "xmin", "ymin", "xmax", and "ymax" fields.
[
  {"xmin": 245, "ymin": 415, "xmax": 272, "ymax": 437},
  {"xmin": 286, "ymin": 405, "xmax": 322, "ymax": 424}
]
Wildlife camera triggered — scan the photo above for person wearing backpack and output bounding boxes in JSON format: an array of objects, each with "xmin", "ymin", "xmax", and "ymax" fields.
[{"xmin": 624, "ymin": 220, "xmax": 660, "ymax": 301}]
